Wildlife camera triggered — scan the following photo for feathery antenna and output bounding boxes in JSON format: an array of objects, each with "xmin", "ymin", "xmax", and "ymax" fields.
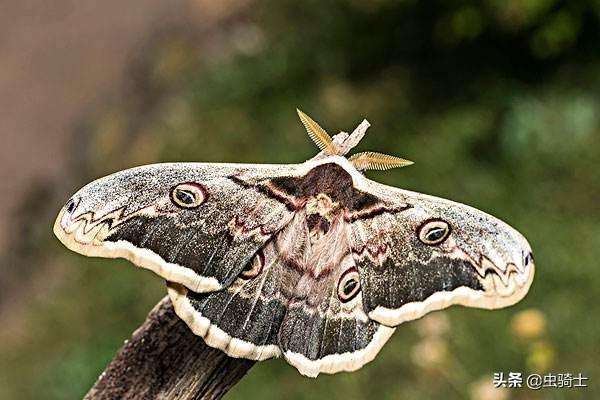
[
  {"xmin": 349, "ymin": 152, "xmax": 414, "ymax": 171},
  {"xmin": 297, "ymin": 109, "xmax": 337, "ymax": 155}
]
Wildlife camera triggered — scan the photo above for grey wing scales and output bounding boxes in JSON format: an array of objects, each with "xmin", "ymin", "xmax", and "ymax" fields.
[
  {"xmin": 277, "ymin": 214, "xmax": 394, "ymax": 377},
  {"xmin": 104, "ymin": 174, "xmax": 293, "ymax": 292},
  {"xmin": 167, "ymin": 236, "xmax": 289, "ymax": 360},
  {"xmin": 54, "ymin": 163, "xmax": 300, "ymax": 292},
  {"xmin": 348, "ymin": 185, "xmax": 534, "ymax": 327}
]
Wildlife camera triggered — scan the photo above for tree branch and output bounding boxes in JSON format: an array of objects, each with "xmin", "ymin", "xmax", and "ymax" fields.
[{"xmin": 85, "ymin": 296, "xmax": 255, "ymax": 400}]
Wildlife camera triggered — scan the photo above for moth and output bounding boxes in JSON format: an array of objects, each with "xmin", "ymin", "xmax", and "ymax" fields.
[{"xmin": 54, "ymin": 110, "xmax": 535, "ymax": 377}]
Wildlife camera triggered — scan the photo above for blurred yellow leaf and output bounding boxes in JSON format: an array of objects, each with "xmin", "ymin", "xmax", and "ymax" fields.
[
  {"xmin": 510, "ymin": 308, "xmax": 547, "ymax": 339},
  {"xmin": 527, "ymin": 340, "xmax": 556, "ymax": 373}
]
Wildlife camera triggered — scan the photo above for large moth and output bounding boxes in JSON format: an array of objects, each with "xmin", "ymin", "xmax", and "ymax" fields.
[{"xmin": 54, "ymin": 110, "xmax": 534, "ymax": 377}]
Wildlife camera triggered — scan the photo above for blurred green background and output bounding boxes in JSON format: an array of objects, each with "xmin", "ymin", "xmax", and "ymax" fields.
[{"xmin": 0, "ymin": 0, "xmax": 599, "ymax": 399}]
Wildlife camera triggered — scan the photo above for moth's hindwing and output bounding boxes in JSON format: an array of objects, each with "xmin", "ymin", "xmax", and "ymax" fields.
[{"xmin": 168, "ymin": 209, "xmax": 396, "ymax": 377}]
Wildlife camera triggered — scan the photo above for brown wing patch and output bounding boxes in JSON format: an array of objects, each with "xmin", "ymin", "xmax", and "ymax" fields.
[{"xmin": 266, "ymin": 163, "xmax": 383, "ymax": 214}]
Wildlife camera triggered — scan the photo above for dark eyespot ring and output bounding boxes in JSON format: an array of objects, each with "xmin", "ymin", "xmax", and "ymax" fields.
[
  {"xmin": 524, "ymin": 251, "xmax": 534, "ymax": 267},
  {"xmin": 170, "ymin": 183, "xmax": 207, "ymax": 209},
  {"xmin": 338, "ymin": 268, "xmax": 361, "ymax": 302},
  {"xmin": 418, "ymin": 219, "xmax": 451, "ymax": 245},
  {"xmin": 65, "ymin": 199, "xmax": 76, "ymax": 214},
  {"xmin": 240, "ymin": 250, "xmax": 265, "ymax": 279}
]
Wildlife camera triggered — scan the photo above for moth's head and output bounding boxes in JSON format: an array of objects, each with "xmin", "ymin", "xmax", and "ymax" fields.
[
  {"xmin": 404, "ymin": 197, "xmax": 535, "ymax": 310},
  {"xmin": 53, "ymin": 164, "xmax": 207, "ymax": 250},
  {"xmin": 297, "ymin": 109, "xmax": 414, "ymax": 172}
]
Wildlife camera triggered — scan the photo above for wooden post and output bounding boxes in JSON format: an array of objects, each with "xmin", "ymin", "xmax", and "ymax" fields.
[{"xmin": 84, "ymin": 296, "xmax": 255, "ymax": 400}]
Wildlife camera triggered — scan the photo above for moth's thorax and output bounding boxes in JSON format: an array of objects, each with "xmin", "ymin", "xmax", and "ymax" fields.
[
  {"xmin": 305, "ymin": 193, "xmax": 338, "ymax": 243},
  {"xmin": 305, "ymin": 193, "xmax": 339, "ymax": 219},
  {"xmin": 266, "ymin": 162, "xmax": 382, "ymax": 216}
]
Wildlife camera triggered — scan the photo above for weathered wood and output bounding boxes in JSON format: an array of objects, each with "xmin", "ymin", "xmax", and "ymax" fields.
[{"xmin": 85, "ymin": 296, "xmax": 255, "ymax": 400}]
